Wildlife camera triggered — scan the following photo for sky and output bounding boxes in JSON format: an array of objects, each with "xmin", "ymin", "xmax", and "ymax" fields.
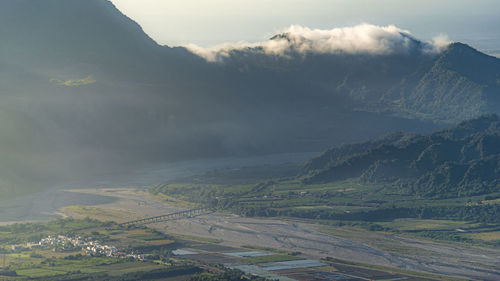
[{"xmin": 110, "ymin": 0, "xmax": 500, "ymax": 56}]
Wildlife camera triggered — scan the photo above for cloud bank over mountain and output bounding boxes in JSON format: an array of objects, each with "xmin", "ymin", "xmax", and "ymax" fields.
[{"xmin": 187, "ymin": 24, "xmax": 451, "ymax": 62}]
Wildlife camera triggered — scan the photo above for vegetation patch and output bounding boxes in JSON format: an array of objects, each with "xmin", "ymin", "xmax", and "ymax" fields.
[
  {"xmin": 147, "ymin": 239, "xmax": 176, "ymax": 246},
  {"xmin": 0, "ymin": 218, "xmax": 244, "ymax": 280},
  {"xmin": 465, "ymin": 231, "xmax": 500, "ymax": 242},
  {"xmin": 170, "ymin": 233, "xmax": 223, "ymax": 244},
  {"xmin": 380, "ymin": 219, "xmax": 477, "ymax": 231},
  {"xmin": 16, "ymin": 268, "xmax": 68, "ymax": 278},
  {"xmin": 63, "ymin": 205, "xmax": 138, "ymax": 222}
]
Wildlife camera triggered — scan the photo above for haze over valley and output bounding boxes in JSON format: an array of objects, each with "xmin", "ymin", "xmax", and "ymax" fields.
[
  {"xmin": 1, "ymin": 0, "xmax": 500, "ymax": 197},
  {"xmin": 1, "ymin": 1, "xmax": 500, "ymax": 280}
]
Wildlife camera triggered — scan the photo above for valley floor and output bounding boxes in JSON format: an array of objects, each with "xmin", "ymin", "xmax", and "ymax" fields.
[{"xmin": 60, "ymin": 187, "xmax": 500, "ymax": 280}]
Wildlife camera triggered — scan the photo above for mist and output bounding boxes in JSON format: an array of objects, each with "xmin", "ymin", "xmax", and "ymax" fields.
[
  {"xmin": 0, "ymin": 0, "xmax": 498, "ymax": 200},
  {"xmin": 187, "ymin": 24, "xmax": 451, "ymax": 62},
  {"xmin": 1, "ymin": 2, "xmax": 500, "ymax": 280}
]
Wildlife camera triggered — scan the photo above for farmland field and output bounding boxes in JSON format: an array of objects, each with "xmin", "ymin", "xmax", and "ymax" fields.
[
  {"xmin": 465, "ymin": 231, "xmax": 500, "ymax": 242},
  {"xmin": 1, "ymin": 186, "xmax": 499, "ymax": 280}
]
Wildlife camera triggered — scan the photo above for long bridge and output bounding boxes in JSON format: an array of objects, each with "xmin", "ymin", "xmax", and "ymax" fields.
[{"xmin": 119, "ymin": 207, "xmax": 211, "ymax": 227}]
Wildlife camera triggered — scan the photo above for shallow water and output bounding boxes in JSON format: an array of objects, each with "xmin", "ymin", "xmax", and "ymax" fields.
[
  {"xmin": 0, "ymin": 189, "xmax": 117, "ymax": 222},
  {"xmin": 0, "ymin": 152, "xmax": 315, "ymax": 222}
]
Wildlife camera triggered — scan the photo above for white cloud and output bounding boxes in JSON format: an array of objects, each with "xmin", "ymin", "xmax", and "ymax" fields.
[
  {"xmin": 429, "ymin": 34, "xmax": 451, "ymax": 53},
  {"xmin": 186, "ymin": 24, "xmax": 451, "ymax": 62}
]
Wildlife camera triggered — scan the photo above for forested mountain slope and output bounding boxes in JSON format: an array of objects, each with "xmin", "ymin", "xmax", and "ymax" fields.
[{"xmin": 303, "ymin": 115, "xmax": 500, "ymax": 198}]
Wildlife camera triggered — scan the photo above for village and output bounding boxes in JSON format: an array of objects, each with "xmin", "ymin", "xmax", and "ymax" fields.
[{"xmin": 22, "ymin": 235, "xmax": 145, "ymax": 260}]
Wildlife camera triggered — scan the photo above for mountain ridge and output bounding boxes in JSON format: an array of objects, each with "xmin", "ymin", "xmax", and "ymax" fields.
[
  {"xmin": 0, "ymin": 0, "xmax": 499, "ymax": 196},
  {"xmin": 302, "ymin": 114, "xmax": 500, "ymax": 198}
]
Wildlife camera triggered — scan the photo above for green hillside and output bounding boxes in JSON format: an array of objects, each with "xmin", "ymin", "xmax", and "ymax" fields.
[{"xmin": 303, "ymin": 115, "xmax": 500, "ymax": 198}]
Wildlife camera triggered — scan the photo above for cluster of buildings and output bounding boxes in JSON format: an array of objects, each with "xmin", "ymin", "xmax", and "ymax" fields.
[{"xmin": 27, "ymin": 235, "xmax": 144, "ymax": 260}]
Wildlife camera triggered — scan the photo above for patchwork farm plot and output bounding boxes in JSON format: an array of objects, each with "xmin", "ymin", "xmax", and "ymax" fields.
[{"xmin": 170, "ymin": 241, "xmax": 453, "ymax": 281}]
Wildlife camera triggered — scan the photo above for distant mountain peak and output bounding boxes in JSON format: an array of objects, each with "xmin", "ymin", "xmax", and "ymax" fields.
[
  {"xmin": 447, "ymin": 42, "xmax": 475, "ymax": 50},
  {"xmin": 433, "ymin": 40, "xmax": 500, "ymax": 85},
  {"xmin": 441, "ymin": 42, "xmax": 491, "ymax": 59},
  {"xmin": 269, "ymin": 33, "xmax": 291, "ymax": 41}
]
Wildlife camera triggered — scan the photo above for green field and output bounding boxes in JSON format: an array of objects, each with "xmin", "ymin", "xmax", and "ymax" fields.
[
  {"xmin": 149, "ymin": 165, "xmax": 500, "ymax": 248},
  {"xmin": 93, "ymin": 262, "xmax": 167, "ymax": 276},
  {"xmin": 0, "ymin": 218, "xmax": 208, "ymax": 280},
  {"xmin": 380, "ymin": 219, "xmax": 476, "ymax": 231},
  {"xmin": 63, "ymin": 205, "xmax": 139, "ymax": 223},
  {"xmin": 15, "ymin": 268, "xmax": 68, "ymax": 278},
  {"xmin": 464, "ymin": 231, "xmax": 500, "ymax": 242},
  {"xmin": 170, "ymin": 233, "xmax": 223, "ymax": 244}
]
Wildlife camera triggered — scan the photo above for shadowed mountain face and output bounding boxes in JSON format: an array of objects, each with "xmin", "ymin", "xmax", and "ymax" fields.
[
  {"xmin": 302, "ymin": 115, "xmax": 500, "ymax": 198},
  {"xmin": 0, "ymin": 0, "xmax": 499, "ymax": 196}
]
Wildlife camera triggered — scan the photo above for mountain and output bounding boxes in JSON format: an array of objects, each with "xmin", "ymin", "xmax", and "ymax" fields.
[
  {"xmin": 302, "ymin": 115, "xmax": 500, "ymax": 198},
  {"xmin": 0, "ymin": 0, "xmax": 500, "ymax": 196},
  {"xmin": 213, "ymin": 40, "xmax": 500, "ymax": 124},
  {"xmin": 394, "ymin": 43, "xmax": 500, "ymax": 122}
]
